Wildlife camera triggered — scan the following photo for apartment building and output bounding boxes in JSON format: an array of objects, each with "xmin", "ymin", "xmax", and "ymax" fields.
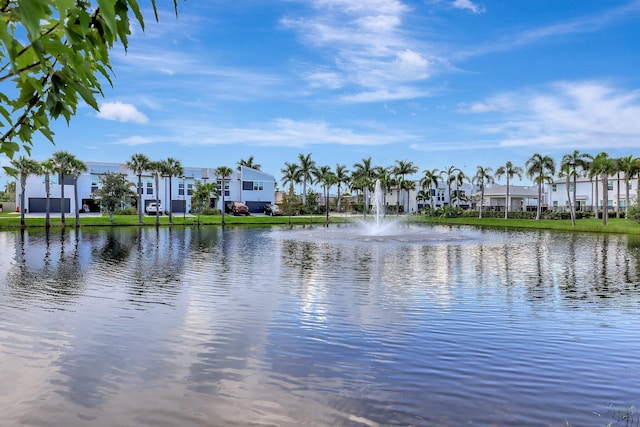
[{"xmin": 16, "ymin": 162, "xmax": 276, "ymax": 214}]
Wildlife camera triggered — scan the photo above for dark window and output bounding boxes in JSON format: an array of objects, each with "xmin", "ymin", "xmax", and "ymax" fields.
[{"xmin": 243, "ymin": 181, "xmax": 253, "ymax": 191}]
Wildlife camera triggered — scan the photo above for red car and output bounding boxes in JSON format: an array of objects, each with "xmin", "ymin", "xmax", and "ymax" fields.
[{"xmin": 225, "ymin": 201, "xmax": 250, "ymax": 216}]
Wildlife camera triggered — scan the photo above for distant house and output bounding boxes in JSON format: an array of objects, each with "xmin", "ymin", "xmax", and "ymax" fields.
[
  {"xmin": 480, "ymin": 184, "xmax": 540, "ymax": 212},
  {"xmin": 16, "ymin": 162, "xmax": 276, "ymax": 214}
]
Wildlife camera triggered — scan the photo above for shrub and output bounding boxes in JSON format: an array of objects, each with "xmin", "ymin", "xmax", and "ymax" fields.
[
  {"xmin": 627, "ymin": 199, "xmax": 640, "ymax": 223},
  {"xmin": 200, "ymin": 208, "xmax": 219, "ymax": 216},
  {"xmin": 114, "ymin": 207, "xmax": 137, "ymax": 215}
]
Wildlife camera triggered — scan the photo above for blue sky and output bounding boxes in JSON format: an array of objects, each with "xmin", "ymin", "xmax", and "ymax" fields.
[{"xmin": 3, "ymin": 0, "xmax": 640, "ymax": 188}]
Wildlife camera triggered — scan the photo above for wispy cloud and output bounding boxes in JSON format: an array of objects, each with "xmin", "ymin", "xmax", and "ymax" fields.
[
  {"xmin": 451, "ymin": 0, "xmax": 485, "ymax": 14},
  {"xmin": 281, "ymin": 0, "xmax": 439, "ymax": 102},
  {"xmin": 459, "ymin": 0, "xmax": 640, "ymax": 59},
  {"xmin": 111, "ymin": 118, "xmax": 416, "ymax": 148},
  {"xmin": 97, "ymin": 102, "xmax": 149, "ymax": 124},
  {"xmin": 464, "ymin": 81, "xmax": 640, "ymax": 150}
]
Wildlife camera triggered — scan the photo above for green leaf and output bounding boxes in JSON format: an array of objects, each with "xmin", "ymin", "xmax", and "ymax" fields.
[{"xmin": 96, "ymin": 0, "xmax": 117, "ymax": 39}]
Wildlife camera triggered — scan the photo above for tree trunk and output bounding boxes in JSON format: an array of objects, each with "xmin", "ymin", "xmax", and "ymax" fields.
[
  {"xmin": 602, "ymin": 174, "xmax": 608, "ymax": 226},
  {"xmin": 137, "ymin": 175, "xmax": 143, "ymax": 224}
]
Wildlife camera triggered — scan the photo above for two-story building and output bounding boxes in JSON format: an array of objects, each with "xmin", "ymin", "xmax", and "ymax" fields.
[{"xmin": 16, "ymin": 162, "xmax": 276, "ymax": 214}]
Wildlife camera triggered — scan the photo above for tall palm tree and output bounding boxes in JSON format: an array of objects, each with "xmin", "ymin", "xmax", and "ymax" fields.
[
  {"xmin": 51, "ymin": 151, "xmax": 75, "ymax": 225},
  {"xmin": 40, "ymin": 159, "xmax": 56, "ymax": 229},
  {"xmin": 441, "ymin": 166, "xmax": 461, "ymax": 208},
  {"xmin": 215, "ymin": 166, "xmax": 233, "ymax": 226},
  {"xmin": 390, "ymin": 160, "xmax": 418, "ymax": 215},
  {"xmin": 618, "ymin": 155, "xmax": 639, "ymax": 215},
  {"xmin": 420, "ymin": 168, "xmax": 440, "ymax": 211},
  {"xmin": 69, "ymin": 158, "xmax": 88, "ymax": 227},
  {"xmin": 472, "ymin": 166, "xmax": 494, "ymax": 219},
  {"xmin": 453, "ymin": 170, "xmax": 468, "ymax": 208},
  {"xmin": 376, "ymin": 169, "xmax": 395, "ymax": 208},
  {"xmin": 147, "ymin": 161, "xmax": 165, "ymax": 227},
  {"xmin": 558, "ymin": 164, "xmax": 575, "ymax": 226},
  {"xmin": 334, "ymin": 164, "xmax": 350, "ymax": 213},
  {"xmin": 126, "ymin": 153, "xmax": 150, "ymax": 224},
  {"xmin": 525, "ymin": 153, "xmax": 556, "ymax": 220},
  {"xmin": 237, "ymin": 156, "xmax": 261, "ymax": 171},
  {"xmin": 162, "ymin": 157, "xmax": 183, "ymax": 223},
  {"xmin": 352, "ymin": 157, "xmax": 381, "ymax": 216},
  {"xmin": 297, "ymin": 153, "xmax": 316, "ymax": 206},
  {"xmin": 401, "ymin": 179, "xmax": 416, "ymax": 213},
  {"xmin": 590, "ymin": 152, "xmax": 617, "ymax": 226},
  {"xmin": 313, "ymin": 165, "xmax": 336, "ymax": 223},
  {"xmin": 560, "ymin": 150, "xmax": 592, "ymax": 223},
  {"xmin": 281, "ymin": 161, "xmax": 301, "ymax": 194},
  {"xmin": 495, "ymin": 161, "xmax": 523, "ymax": 219},
  {"xmin": 10, "ymin": 156, "xmax": 40, "ymax": 227}
]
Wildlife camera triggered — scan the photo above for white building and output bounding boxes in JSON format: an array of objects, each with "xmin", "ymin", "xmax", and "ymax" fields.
[
  {"xmin": 16, "ymin": 162, "xmax": 276, "ymax": 214},
  {"xmin": 548, "ymin": 174, "xmax": 638, "ymax": 213}
]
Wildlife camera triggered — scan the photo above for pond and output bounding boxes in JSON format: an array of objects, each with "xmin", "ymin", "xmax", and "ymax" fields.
[{"xmin": 1, "ymin": 224, "xmax": 640, "ymax": 426}]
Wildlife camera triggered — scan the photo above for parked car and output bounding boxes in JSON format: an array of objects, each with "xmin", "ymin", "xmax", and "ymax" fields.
[
  {"xmin": 263, "ymin": 204, "xmax": 282, "ymax": 216},
  {"xmin": 225, "ymin": 201, "xmax": 250, "ymax": 216},
  {"xmin": 146, "ymin": 202, "xmax": 163, "ymax": 215}
]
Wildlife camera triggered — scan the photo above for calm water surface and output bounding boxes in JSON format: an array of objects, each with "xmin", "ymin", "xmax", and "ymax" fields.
[{"xmin": 1, "ymin": 224, "xmax": 640, "ymax": 426}]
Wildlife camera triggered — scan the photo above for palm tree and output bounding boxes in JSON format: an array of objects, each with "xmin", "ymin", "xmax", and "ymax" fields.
[
  {"xmin": 420, "ymin": 168, "xmax": 440, "ymax": 211},
  {"xmin": 495, "ymin": 161, "xmax": 523, "ymax": 219},
  {"xmin": 147, "ymin": 161, "xmax": 165, "ymax": 227},
  {"xmin": 51, "ymin": 151, "xmax": 75, "ymax": 225},
  {"xmin": 237, "ymin": 156, "xmax": 261, "ymax": 171},
  {"xmin": 558, "ymin": 164, "xmax": 575, "ymax": 226},
  {"xmin": 618, "ymin": 155, "xmax": 639, "ymax": 215},
  {"xmin": 10, "ymin": 156, "xmax": 40, "ymax": 227},
  {"xmin": 453, "ymin": 170, "xmax": 468, "ymax": 208},
  {"xmin": 352, "ymin": 157, "xmax": 381, "ymax": 216},
  {"xmin": 69, "ymin": 158, "xmax": 88, "ymax": 227},
  {"xmin": 40, "ymin": 159, "xmax": 56, "ymax": 229},
  {"xmin": 472, "ymin": 166, "xmax": 494, "ymax": 219},
  {"xmin": 215, "ymin": 166, "xmax": 233, "ymax": 226},
  {"xmin": 525, "ymin": 153, "xmax": 556, "ymax": 220},
  {"xmin": 314, "ymin": 165, "xmax": 336, "ymax": 223},
  {"xmin": 162, "ymin": 157, "xmax": 183, "ymax": 223},
  {"xmin": 390, "ymin": 160, "xmax": 418, "ymax": 215},
  {"xmin": 416, "ymin": 189, "xmax": 430, "ymax": 211},
  {"xmin": 334, "ymin": 164, "xmax": 350, "ymax": 213},
  {"xmin": 590, "ymin": 152, "xmax": 617, "ymax": 226},
  {"xmin": 441, "ymin": 166, "xmax": 461, "ymax": 208},
  {"xmin": 297, "ymin": 153, "xmax": 316, "ymax": 206},
  {"xmin": 401, "ymin": 179, "xmax": 416, "ymax": 213},
  {"xmin": 376, "ymin": 170, "xmax": 395, "ymax": 208},
  {"xmin": 560, "ymin": 150, "xmax": 592, "ymax": 223},
  {"xmin": 126, "ymin": 153, "xmax": 150, "ymax": 224}
]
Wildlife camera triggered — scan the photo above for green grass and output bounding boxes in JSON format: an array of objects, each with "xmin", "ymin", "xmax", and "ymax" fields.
[
  {"xmin": 2, "ymin": 211, "xmax": 640, "ymax": 235},
  {"xmin": 0, "ymin": 212, "xmax": 350, "ymax": 229},
  {"xmin": 409, "ymin": 215, "xmax": 640, "ymax": 235}
]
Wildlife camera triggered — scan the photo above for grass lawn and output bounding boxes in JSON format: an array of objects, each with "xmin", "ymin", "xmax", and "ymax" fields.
[
  {"xmin": 409, "ymin": 215, "xmax": 640, "ymax": 235},
  {"xmin": 0, "ymin": 212, "xmax": 350, "ymax": 229},
  {"xmin": 2, "ymin": 211, "xmax": 640, "ymax": 235}
]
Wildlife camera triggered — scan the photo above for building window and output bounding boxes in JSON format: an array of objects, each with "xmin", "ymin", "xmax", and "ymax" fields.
[
  {"xmin": 607, "ymin": 181, "xmax": 613, "ymax": 191},
  {"xmin": 91, "ymin": 175, "xmax": 99, "ymax": 193},
  {"xmin": 147, "ymin": 179, "xmax": 153, "ymax": 195},
  {"xmin": 217, "ymin": 180, "xmax": 230, "ymax": 197},
  {"xmin": 553, "ymin": 201, "xmax": 558, "ymax": 207},
  {"xmin": 608, "ymin": 199, "xmax": 613, "ymax": 207},
  {"xmin": 187, "ymin": 183, "xmax": 193, "ymax": 196},
  {"xmin": 243, "ymin": 181, "xmax": 253, "ymax": 191},
  {"xmin": 569, "ymin": 184, "xmax": 574, "ymax": 193},
  {"xmin": 620, "ymin": 200, "xmax": 627, "ymax": 208},
  {"xmin": 552, "ymin": 184, "xmax": 557, "ymax": 192},
  {"xmin": 178, "ymin": 182, "xmax": 184, "ymax": 196},
  {"xmin": 436, "ymin": 189, "xmax": 445, "ymax": 202}
]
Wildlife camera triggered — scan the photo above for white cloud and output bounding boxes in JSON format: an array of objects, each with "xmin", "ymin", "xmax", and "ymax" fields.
[
  {"xmin": 466, "ymin": 81, "xmax": 640, "ymax": 150},
  {"xmin": 97, "ymin": 102, "xmax": 149, "ymax": 124},
  {"xmin": 452, "ymin": 0, "xmax": 485, "ymax": 14},
  {"xmin": 281, "ymin": 0, "xmax": 438, "ymax": 102}
]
